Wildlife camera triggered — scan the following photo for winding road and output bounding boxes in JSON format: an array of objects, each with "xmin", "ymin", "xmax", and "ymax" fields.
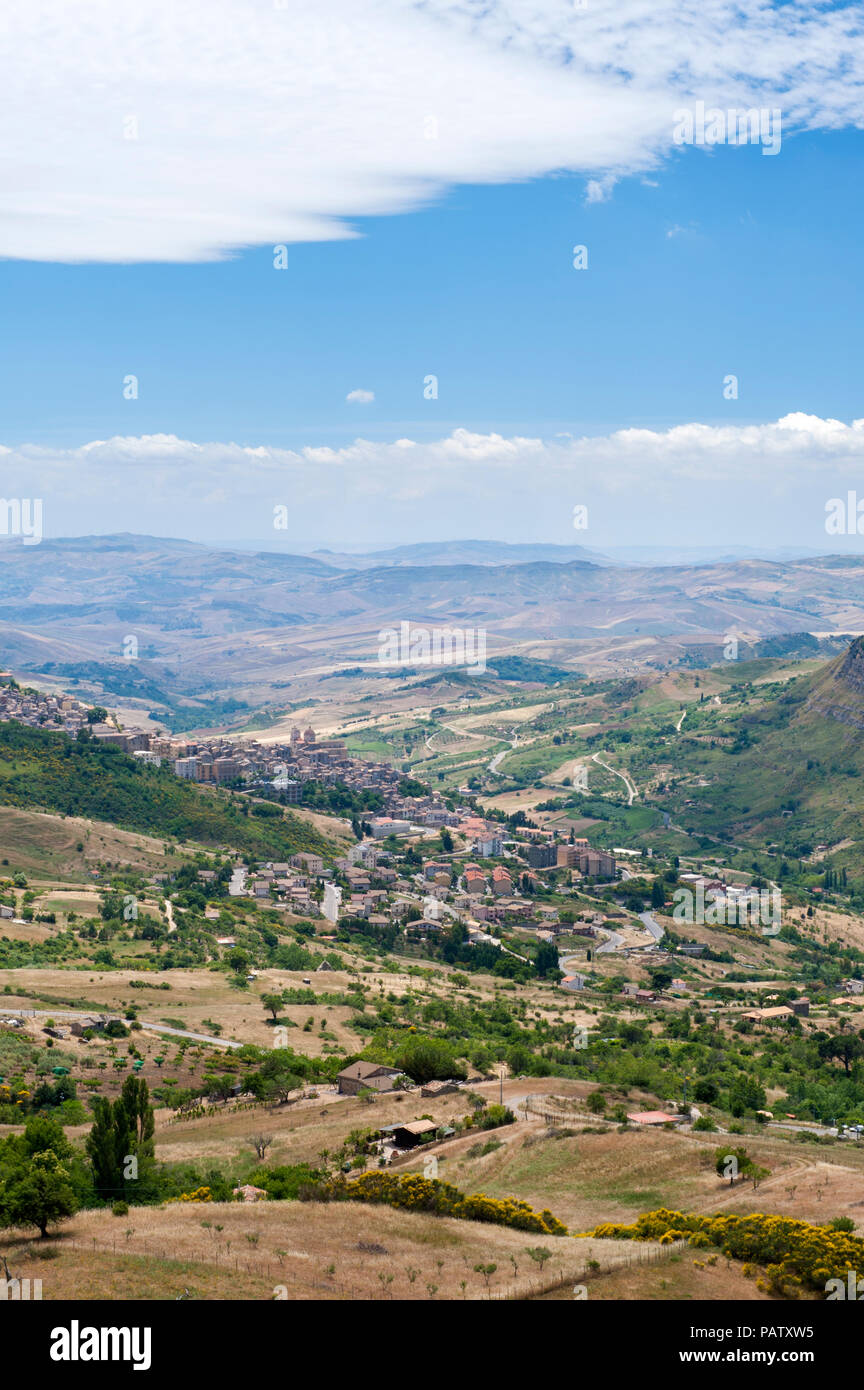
[{"xmin": 591, "ymin": 751, "xmax": 638, "ymax": 805}]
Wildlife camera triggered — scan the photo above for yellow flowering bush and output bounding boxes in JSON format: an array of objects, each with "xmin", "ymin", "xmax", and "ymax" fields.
[
  {"xmin": 688, "ymin": 1232, "xmax": 712, "ymax": 1249},
  {"xmin": 166, "ymin": 1185, "xmax": 213, "ymax": 1203},
  {"xmin": 314, "ymin": 1172, "xmax": 567, "ymax": 1235},
  {"xmin": 587, "ymin": 1207, "xmax": 864, "ymax": 1295}
]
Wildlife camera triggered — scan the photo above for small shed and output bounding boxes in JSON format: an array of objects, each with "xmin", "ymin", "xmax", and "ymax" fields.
[{"xmin": 389, "ymin": 1119, "xmax": 438, "ymax": 1149}]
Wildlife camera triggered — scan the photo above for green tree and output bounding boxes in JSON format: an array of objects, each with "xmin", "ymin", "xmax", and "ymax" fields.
[
  {"xmin": 261, "ymin": 992, "xmax": 284, "ymax": 1022},
  {"xmin": 649, "ymin": 967, "xmax": 674, "ymax": 993},
  {"xmin": 248, "ymin": 1051, "xmax": 308, "ymax": 1104},
  {"xmin": 693, "ymin": 1079, "xmax": 719, "ymax": 1104},
  {"xmin": 85, "ymin": 1076, "xmax": 155, "ymax": 1202},
  {"xmin": 714, "ymin": 1145, "xmax": 750, "ymax": 1185},
  {"xmin": 4, "ymin": 1149, "xmax": 78, "ymax": 1238},
  {"xmin": 534, "ymin": 941, "xmax": 561, "ymax": 979},
  {"xmin": 392, "ymin": 1036, "xmax": 465, "ymax": 1085},
  {"xmin": 728, "ymin": 1073, "xmax": 766, "ymax": 1117},
  {"xmin": 226, "ymin": 947, "xmax": 250, "ymax": 977},
  {"xmin": 818, "ymin": 1034, "xmax": 864, "ymax": 1076}
]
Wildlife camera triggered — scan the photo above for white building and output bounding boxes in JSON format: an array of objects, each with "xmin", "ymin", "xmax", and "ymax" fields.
[{"xmin": 322, "ymin": 882, "xmax": 342, "ymax": 925}]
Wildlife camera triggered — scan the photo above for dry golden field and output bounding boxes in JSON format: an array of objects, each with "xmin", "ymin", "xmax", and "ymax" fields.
[
  {"xmin": 0, "ymin": 805, "xmax": 184, "ymax": 878},
  {"xmin": 0, "ymin": 1198, "xmax": 659, "ymax": 1302}
]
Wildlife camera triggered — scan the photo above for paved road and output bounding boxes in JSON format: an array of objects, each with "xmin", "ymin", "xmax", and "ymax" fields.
[
  {"xmin": 558, "ymin": 952, "xmax": 589, "ymax": 986},
  {"xmin": 139, "ymin": 1021, "xmax": 242, "ymax": 1049},
  {"xmin": 488, "ymin": 742, "xmax": 513, "ymax": 774},
  {"xmin": 228, "ymin": 866, "xmax": 248, "ymax": 897},
  {"xmin": 591, "ymin": 752, "xmax": 638, "ymax": 805},
  {"xmin": 0, "ymin": 1007, "xmax": 242, "ymax": 1050},
  {"xmin": 637, "ymin": 910, "xmax": 665, "ymax": 943},
  {"xmin": 488, "ymin": 729, "xmax": 529, "ymax": 775}
]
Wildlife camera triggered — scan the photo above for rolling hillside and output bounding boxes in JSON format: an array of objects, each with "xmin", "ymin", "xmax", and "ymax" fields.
[
  {"xmin": 656, "ymin": 638, "xmax": 864, "ymax": 871},
  {"xmin": 4, "ymin": 536, "xmax": 864, "ymax": 709},
  {"xmin": 0, "ymin": 722, "xmax": 334, "ymax": 861}
]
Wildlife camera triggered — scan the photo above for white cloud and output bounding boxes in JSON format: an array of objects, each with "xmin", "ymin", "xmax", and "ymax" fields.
[
  {"xmin": 6, "ymin": 415, "xmax": 864, "ymax": 547},
  {"xmin": 9, "ymin": 415, "xmax": 864, "ymax": 486},
  {"xmin": 4, "ymin": 1, "xmax": 864, "ymax": 262},
  {"xmin": 585, "ymin": 175, "xmax": 617, "ymax": 204},
  {"xmin": 345, "ymin": 389, "xmax": 375, "ymax": 404}
]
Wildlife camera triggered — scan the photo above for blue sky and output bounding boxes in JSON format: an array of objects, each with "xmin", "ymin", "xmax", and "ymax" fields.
[
  {"xmin": 3, "ymin": 0, "xmax": 864, "ymax": 551},
  {"xmin": 3, "ymin": 130, "xmax": 862, "ymax": 450}
]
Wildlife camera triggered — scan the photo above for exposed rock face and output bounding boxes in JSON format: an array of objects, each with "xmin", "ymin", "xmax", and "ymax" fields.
[
  {"xmin": 806, "ymin": 637, "xmax": 864, "ymax": 729},
  {"xmin": 837, "ymin": 637, "xmax": 864, "ymax": 692}
]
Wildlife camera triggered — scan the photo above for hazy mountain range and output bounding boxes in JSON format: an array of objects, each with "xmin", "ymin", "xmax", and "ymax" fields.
[{"xmin": 1, "ymin": 534, "xmax": 864, "ymax": 711}]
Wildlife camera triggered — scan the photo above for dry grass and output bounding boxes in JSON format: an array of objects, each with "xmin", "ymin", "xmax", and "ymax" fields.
[
  {"xmin": 538, "ymin": 1253, "xmax": 775, "ymax": 1301},
  {"xmin": 0, "ymin": 805, "xmax": 183, "ymax": 878},
  {"xmin": 400, "ymin": 1115, "xmax": 864, "ymax": 1235},
  {"xmin": 0, "ymin": 1200, "xmax": 654, "ymax": 1302}
]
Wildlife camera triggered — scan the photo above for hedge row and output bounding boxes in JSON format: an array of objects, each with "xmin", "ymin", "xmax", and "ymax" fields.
[{"xmin": 309, "ymin": 1171, "xmax": 567, "ymax": 1235}]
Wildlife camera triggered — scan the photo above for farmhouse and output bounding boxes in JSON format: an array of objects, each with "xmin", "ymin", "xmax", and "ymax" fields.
[
  {"xmin": 742, "ymin": 1006, "xmax": 794, "ymax": 1023},
  {"xmin": 335, "ymin": 1060, "xmax": 403, "ymax": 1096},
  {"xmin": 70, "ymin": 1015, "xmax": 108, "ymax": 1037}
]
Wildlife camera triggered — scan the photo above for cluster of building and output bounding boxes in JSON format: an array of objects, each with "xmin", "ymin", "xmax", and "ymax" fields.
[
  {"xmin": 1, "ymin": 680, "xmax": 626, "ymax": 962},
  {"xmin": 0, "ymin": 678, "xmax": 91, "ymax": 735},
  {"xmin": 217, "ymin": 806, "xmax": 615, "ymax": 956}
]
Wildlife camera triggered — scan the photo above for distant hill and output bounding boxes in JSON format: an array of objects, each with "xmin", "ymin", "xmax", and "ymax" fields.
[
  {"xmin": 5, "ymin": 534, "xmax": 864, "ymax": 704},
  {"xmin": 0, "ymin": 723, "xmax": 333, "ymax": 861},
  {"xmin": 307, "ymin": 539, "xmax": 613, "ymax": 568}
]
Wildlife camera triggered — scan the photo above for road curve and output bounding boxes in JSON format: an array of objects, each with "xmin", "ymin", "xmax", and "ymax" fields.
[{"xmin": 591, "ymin": 752, "xmax": 638, "ymax": 805}]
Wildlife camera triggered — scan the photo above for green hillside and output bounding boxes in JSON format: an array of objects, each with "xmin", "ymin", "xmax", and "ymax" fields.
[
  {"xmin": 655, "ymin": 639, "xmax": 864, "ymax": 869},
  {"xmin": 0, "ymin": 722, "xmax": 333, "ymax": 861}
]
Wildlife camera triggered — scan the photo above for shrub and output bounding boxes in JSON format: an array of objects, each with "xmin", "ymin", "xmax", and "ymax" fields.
[
  {"xmin": 308, "ymin": 1172, "xmax": 567, "ymax": 1236},
  {"xmin": 588, "ymin": 1207, "xmax": 864, "ymax": 1295}
]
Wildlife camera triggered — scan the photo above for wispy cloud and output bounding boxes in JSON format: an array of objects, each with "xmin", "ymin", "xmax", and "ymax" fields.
[
  {"xmin": 4, "ymin": 1, "xmax": 864, "ymax": 262},
  {"xmin": 346, "ymin": 389, "xmax": 375, "ymax": 404}
]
